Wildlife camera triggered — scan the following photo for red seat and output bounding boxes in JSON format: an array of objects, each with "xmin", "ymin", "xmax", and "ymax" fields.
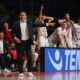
[{"xmin": 11, "ymin": 50, "xmax": 17, "ymax": 60}]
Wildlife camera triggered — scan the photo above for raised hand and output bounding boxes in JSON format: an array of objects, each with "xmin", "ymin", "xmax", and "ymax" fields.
[{"xmin": 41, "ymin": 4, "xmax": 44, "ymax": 10}]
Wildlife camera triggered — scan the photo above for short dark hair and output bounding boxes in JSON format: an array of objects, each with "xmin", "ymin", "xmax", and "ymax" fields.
[
  {"xmin": 64, "ymin": 13, "xmax": 70, "ymax": 17},
  {"xmin": 4, "ymin": 22, "xmax": 8, "ymax": 24},
  {"xmin": 20, "ymin": 11, "xmax": 27, "ymax": 15}
]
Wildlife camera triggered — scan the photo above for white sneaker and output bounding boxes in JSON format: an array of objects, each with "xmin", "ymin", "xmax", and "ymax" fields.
[
  {"xmin": 4, "ymin": 68, "xmax": 11, "ymax": 73},
  {"xmin": 27, "ymin": 72, "xmax": 33, "ymax": 77},
  {"xmin": 19, "ymin": 73, "xmax": 24, "ymax": 79}
]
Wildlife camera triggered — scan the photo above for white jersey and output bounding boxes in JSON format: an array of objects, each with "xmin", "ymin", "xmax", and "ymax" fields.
[
  {"xmin": 35, "ymin": 18, "xmax": 48, "ymax": 37},
  {"xmin": 37, "ymin": 27, "xmax": 48, "ymax": 37},
  {"xmin": 72, "ymin": 23, "xmax": 80, "ymax": 42},
  {"xmin": 66, "ymin": 27, "xmax": 72, "ymax": 39},
  {"xmin": 35, "ymin": 18, "xmax": 49, "ymax": 49},
  {"xmin": 48, "ymin": 27, "xmax": 67, "ymax": 44},
  {"xmin": 66, "ymin": 22, "xmax": 72, "ymax": 39},
  {"xmin": 65, "ymin": 27, "xmax": 73, "ymax": 47}
]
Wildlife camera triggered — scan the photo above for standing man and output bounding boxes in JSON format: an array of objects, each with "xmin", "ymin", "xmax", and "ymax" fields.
[{"xmin": 11, "ymin": 11, "xmax": 54, "ymax": 78}]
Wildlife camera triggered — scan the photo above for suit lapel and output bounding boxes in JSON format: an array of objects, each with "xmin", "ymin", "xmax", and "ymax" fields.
[
  {"xmin": 18, "ymin": 20, "xmax": 21, "ymax": 32},
  {"xmin": 27, "ymin": 19, "xmax": 30, "ymax": 32}
]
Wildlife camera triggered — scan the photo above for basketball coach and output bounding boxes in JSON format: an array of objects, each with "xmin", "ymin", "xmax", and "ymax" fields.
[{"xmin": 11, "ymin": 11, "xmax": 54, "ymax": 78}]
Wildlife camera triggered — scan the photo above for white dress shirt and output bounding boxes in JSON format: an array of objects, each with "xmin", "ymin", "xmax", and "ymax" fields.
[
  {"xmin": 0, "ymin": 40, "xmax": 4, "ymax": 54},
  {"xmin": 20, "ymin": 20, "xmax": 29, "ymax": 40}
]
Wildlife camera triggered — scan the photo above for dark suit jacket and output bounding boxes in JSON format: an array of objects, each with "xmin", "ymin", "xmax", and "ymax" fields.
[
  {"xmin": 3, "ymin": 40, "xmax": 10, "ymax": 54},
  {"xmin": 11, "ymin": 19, "xmax": 46, "ymax": 44}
]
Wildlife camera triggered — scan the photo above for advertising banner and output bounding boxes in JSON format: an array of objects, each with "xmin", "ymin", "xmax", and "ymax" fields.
[{"xmin": 45, "ymin": 48, "xmax": 80, "ymax": 72}]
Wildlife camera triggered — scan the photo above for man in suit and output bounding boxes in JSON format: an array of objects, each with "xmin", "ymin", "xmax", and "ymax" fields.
[
  {"xmin": 11, "ymin": 11, "xmax": 54, "ymax": 78},
  {"xmin": 0, "ymin": 31, "xmax": 11, "ymax": 72}
]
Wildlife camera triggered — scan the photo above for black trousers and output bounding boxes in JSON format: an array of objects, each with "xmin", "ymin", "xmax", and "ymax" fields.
[
  {"xmin": 16, "ymin": 40, "xmax": 32, "ymax": 73},
  {"xmin": 0, "ymin": 54, "xmax": 11, "ymax": 69}
]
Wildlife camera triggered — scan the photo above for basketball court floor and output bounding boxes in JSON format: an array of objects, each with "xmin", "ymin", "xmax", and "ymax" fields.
[{"xmin": 0, "ymin": 71, "xmax": 80, "ymax": 80}]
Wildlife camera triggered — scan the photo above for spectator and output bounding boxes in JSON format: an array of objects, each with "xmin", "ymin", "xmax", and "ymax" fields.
[
  {"xmin": 3, "ymin": 22, "xmax": 13, "ymax": 43},
  {"xmin": 0, "ymin": 31, "xmax": 11, "ymax": 72}
]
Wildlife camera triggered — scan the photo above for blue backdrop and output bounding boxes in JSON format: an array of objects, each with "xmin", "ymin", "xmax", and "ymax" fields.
[{"xmin": 45, "ymin": 48, "xmax": 80, "ymax": 72}]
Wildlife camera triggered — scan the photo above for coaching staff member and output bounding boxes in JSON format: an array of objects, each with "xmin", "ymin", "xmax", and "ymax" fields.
[{"xmin": 11, "ymin": 11, "xmax": 54, "ymax": 78}]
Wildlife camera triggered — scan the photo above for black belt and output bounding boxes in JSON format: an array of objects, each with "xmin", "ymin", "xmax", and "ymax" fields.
[{"xmin": 21, "ymin": 39, "xmax": 30, "ymax": 43}]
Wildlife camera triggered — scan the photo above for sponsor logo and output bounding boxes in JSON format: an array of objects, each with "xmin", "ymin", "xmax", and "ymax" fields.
[
  {"xmin": 45, "ymin": 48, "xmax": 80, "ymax": 72},
  {"xmin": 48, "ymin": 50, "xmax": 62, "ymax": 70}
]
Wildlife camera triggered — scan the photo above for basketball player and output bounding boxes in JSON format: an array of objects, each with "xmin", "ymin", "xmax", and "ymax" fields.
[
  {"xmin": 72, "ymin": 17, "xmax": 80, "ymax": 48},
  {"xmin": 48, "ymin": 22, "xmax": 71, "ymax": 48},
  {"xmin": 58, "ymin": 13, "xmax": 74, "ymax": 47},
  {"xmin": 31, "ymin": 34, "xmax": 38, "ymax": 71},
  {"xmin": 36, "ymin": 5, "xmax": 55, "ymax": 50}
]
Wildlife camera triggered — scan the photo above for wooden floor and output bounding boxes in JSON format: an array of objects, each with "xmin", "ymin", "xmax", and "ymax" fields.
[
  {"xmin": 0, "ymin": 71, "xmax": 80, "ymax": 80},
  {"xmin": 0, "ymin": 72, "xmax": 45, "ymax": 80}
]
